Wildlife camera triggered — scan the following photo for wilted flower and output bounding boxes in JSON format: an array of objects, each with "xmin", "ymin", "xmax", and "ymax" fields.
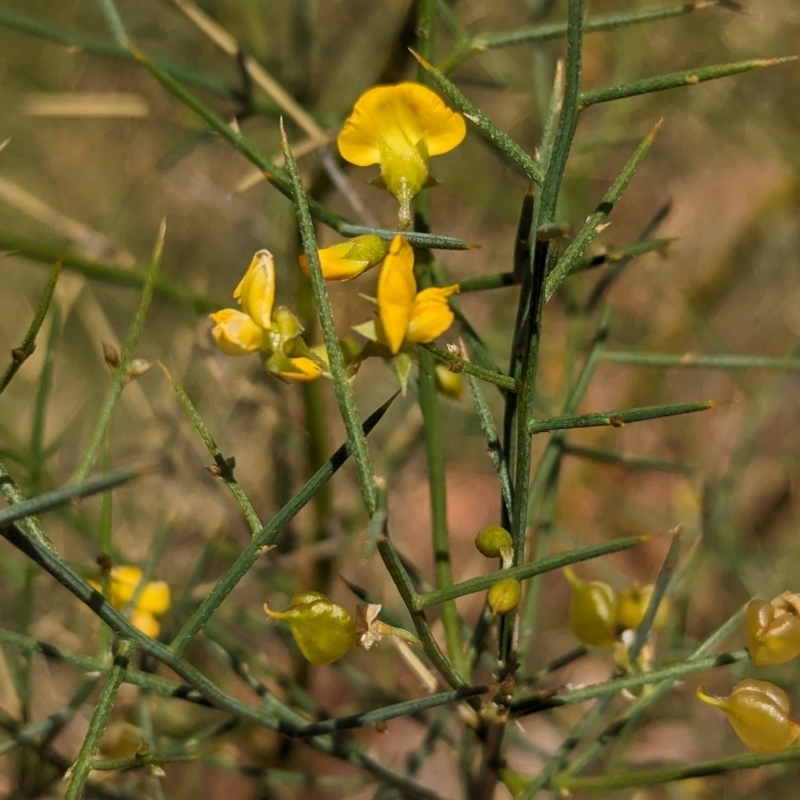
[
  {"xmin": 338, "ymin": 83, "xmax": 466, "ymax": 227},
  {"xmin": 90, "ymin": 565, "xmax": 170, "ymax": 638},
  {"xmin": 299, "ymin": 234, "xmax": 389, "ymax": 281}
]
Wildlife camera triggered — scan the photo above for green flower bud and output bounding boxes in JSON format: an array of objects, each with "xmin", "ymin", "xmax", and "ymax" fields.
[
  {"xmin": 487, "ymin": 577, "xmax": 521, "ymax": 615},
  {"xmin": 564, "ymin": 567, "xmax": 618, "ymax": 647},
  {"xmin": 264, "ymin": 591, "xmax": 357, "ymax": 665},
  {"xmin": 697, "ymin": 679, "xmax": 800, "ymax": 752},
  {"xmin": 745, "ymin": 595, "xmax": 800, "ymax": 668},
  {"xmin": 475, "ymin": 525, "xmax": 513, "ymax": 568}
]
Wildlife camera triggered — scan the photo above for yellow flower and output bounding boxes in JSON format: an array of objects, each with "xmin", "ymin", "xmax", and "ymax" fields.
[
  {"xmin": 338, "ymin": 83, "xmax": 466, "ymax": 227},
  {"xmin": 234, "ymin": 249, "xmax": 275, "ymax": 329},
  {"xmin": 299, "ymin": 234, "xmax": 389, "ymax": 281},
  {"xmin": 210, "ymin": 308, "xmax": 266, "ymax": 355},
  {"xmin": 210, "ymin": 250, "xmax": 326, "ymax": 381},
  {"xmin": 376, "ymin": 235, "xmax": 458, "ymax": 355},
  {"xmin": 90, "ymin": 565, "xmax": 170, "ymax": 638}
]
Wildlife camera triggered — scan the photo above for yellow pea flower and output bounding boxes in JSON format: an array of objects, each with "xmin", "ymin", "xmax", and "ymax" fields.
[
  {"xmin": 376, "ymin": 235, "xmax": 458, "ymax": 355},
  {"xmin": 338, "ymin": 83, "xmax": 466, "ymax": 227},
  {"xmin": 209, "ymin": 308, "xmax": 266, "ymax": 355},
  {"xmin": 90, "ymin": 565, "xmax": 171, "ymax": 638},
  {"xmin": 299, "ymin": 234, "xmax": 389, "ymax": 281},
  {"xmin": 210, "ymin": 250, "xmax": 330, "ymax": 382},
  {"xmin": 697, "ymin": 679, "xmax": 800, "ymax": 752},
  {"xmin": 233, "ymin": 249, "xmax": 275, "ymax": 329}
]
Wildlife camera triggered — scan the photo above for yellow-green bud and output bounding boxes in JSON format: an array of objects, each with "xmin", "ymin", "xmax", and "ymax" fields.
[
  {"xmin": 564, "ymin": 567, "xmax": 618, "ymax": 647},
  {"xmin": 487, "ymin": 578, "xmax": 521, "ymax": 615},
  {"xmin": 475, "ymin": 525, "xmax": 513, "ymax": 568},
  {"xmin": 617, "ymin": 582, "xmax": 670, "ymax": 632},
  {"xmin": 697, "ymin": 679, "xmax": 800, "ymax": 752},
  {"xmin": 434, "ymin": 364, "xmax": 464, "ymax": 399},
  {"xmin": 264, "ymin": 591, "xmax": 357, "ymax": 665}
]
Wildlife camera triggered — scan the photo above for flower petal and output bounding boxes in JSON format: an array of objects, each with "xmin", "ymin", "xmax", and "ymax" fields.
[
  {"xmin": 377, "ymin": 235, "xmax": 416, "ymax": 354},
  {"xmin": 338, "ymin": 83, "xmax": 465, "ymax": 166},
  {"xmin": 234, "ymin": 249, "xmax": 275, "ymax": 329},
  {"xmin": 138, "ymin": 581, "xmax": 171, "ymax": 616},
  {"xmin": 210, "ymin": 309, "xmax": 266, "ymax": 355},
  {"xmin": 130, "ymin": 611, "xmax": 161, "ymax": 638},
  {"xmin": 280, "ymin": 357, "xmax": 323, "ymax": 382},
  {"xmin": 406, "ymin": 285, "xmax": 458, "ymax": 344},
  {"xmin": 300, "ymin": 235, "xmax": 389, "ymax": 281}
]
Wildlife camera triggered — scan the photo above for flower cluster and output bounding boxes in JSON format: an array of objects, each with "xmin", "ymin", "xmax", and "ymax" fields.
[
  {"xmin": 210, "ymin": 250, "xmax": 328, "ymax": 381},
  {"xmin": 210, "ymin": 83, "xmax": 467, "ymax": 390},
  {"xmin": 90, "ymin": 565, "xmax": 170, "ymax": 638},
  {"xmin": 698, "ymin": 592, "xmax": 800, "ymax": 752}
]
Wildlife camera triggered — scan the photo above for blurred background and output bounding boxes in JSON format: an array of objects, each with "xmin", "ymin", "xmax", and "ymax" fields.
[{"xmin": 1, "ymin": 0, "xmax": 799, "ymax": 797}]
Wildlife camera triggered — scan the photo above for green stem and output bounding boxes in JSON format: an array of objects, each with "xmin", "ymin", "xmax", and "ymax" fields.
[
  {"xmin": 281, "ymin": 127, "xmax": 377, "ymax": 513},
  {"xmin": 0, "ymin": 257, "xmax": 61, "ymax": 395},
  {"xmin": 64, "ymin": 640, "xmax": 136, "ymax": 800},
  {"xmin": 0, "ymin": 232, "xmax": 219, "ymax": 314},
  {"xmin": 421, "ymin": 343, "xmax": 518, "ymax": 392},
  {"xmin": 528, "ymin": 399, "xmax": 715, "ymax": 434},
  {"xmin": 554, "ymin": 747, "xmax": 800, "ymax": 792},
  {"xmin": 601, "ymin": 350, "xmax": 800, "ymax": 370},
  {"xmin": 580, "ymin": 57, "xmax": 796, "ymax": 108},
  {"xmin": 415, "ymin": 533, "xmax": 650, "ymax": 608},
  {"xmin": 169, "ymin": 396, "xmax": 393, "ymax": 653},
  {"xmin": 437, "ymin": 1, "xmax": 722, "ymax": 73},
  {"xmin": 72, "ymin": 222, "xmax": 165, "ymax": 482}
]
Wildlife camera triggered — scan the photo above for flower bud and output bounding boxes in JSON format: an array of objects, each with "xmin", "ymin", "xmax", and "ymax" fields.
[
  {"xmin": 564, "ymin": 567, "xmax": 618, "ymax": 647},
  {"xmin": 264, "ymin": 591, "xmax": 357, "ymax": 665},
  {"xmin": 234, "ymin": 250, "xmax": 275, "ymax": 330},
  {"xmin": 617, "ymin": 582, "xmax": 670, "ymax": 632},
  {"xmin": 300, "ymin": 234, "xmax": 389, "ymax": 281},
  {"xmin": 434, "ymin": 364, "xmax": 463, "ymax": 399},
  {"xmin": 745, "ymin": 595, "xmax": 800, "ymax": 668},
  {"xmin": 697, "ymin": 679, "xmax": 800, "ymax": 752},
  {"xmin": 475, "ymin": 525, "xmax": 513, "ymax": 567},
  {"xmin": 487, "ymin": 577, "xmax": 521, "ymax": 615}
]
